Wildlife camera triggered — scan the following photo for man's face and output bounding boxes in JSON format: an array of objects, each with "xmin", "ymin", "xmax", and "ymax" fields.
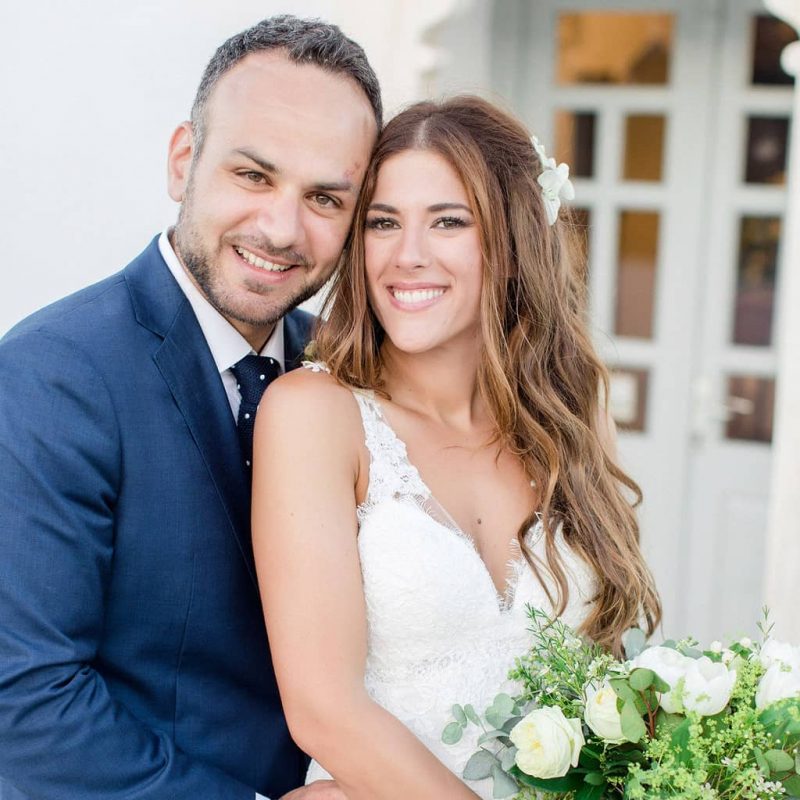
[{"xmin": 168, "ymin": 51, "xmax": 377, "ymax": 347}]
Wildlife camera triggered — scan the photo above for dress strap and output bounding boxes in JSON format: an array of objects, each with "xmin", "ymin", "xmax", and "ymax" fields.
[
  {"xmin": 300, "ymin": 361, "xmax": 429, "ymax": 514},
  {"xmin": 348, "ymin": 391, "xmax": 429, "ymax": 514}
]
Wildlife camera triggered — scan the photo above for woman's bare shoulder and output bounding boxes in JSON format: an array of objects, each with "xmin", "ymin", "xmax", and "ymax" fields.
[{"xmin": 258, "ymin": 365, "xmax": 364, "ymax": 441}]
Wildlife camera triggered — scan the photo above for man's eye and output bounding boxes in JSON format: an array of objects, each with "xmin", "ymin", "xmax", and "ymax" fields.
[
  {"xmin": 365, "ymin": 217, "xmax": 397, "ymax": 231},
  {"xmin": 313, "ymin": 194, "xmax": 339, "ymax": 208},
  {"xmin": 241, "ymin": 171, "xmax": 266, "ymax": 185}
]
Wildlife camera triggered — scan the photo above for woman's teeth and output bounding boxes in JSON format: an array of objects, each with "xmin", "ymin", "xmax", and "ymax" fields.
[
  {"xmin": 235, "ymin": 246, "xmax": 291, "ymax": 272},
  {"xmin": 391, "ymin": 288, "xmax": 445, "ymax": 304}
]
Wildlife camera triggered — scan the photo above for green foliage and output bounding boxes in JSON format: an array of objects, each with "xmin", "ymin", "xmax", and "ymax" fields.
[{"xmin": 441, "ymin": 608, "xmax": 800, "ymax": 799}]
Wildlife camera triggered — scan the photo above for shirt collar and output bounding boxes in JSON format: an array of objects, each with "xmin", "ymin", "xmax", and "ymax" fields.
[{"xmin": 158, "ymin": 229, "xmax": 284, "ymax": 374}]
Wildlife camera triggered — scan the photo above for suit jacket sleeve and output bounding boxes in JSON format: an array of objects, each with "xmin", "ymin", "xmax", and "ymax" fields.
[{"xmin": 0, "ymin": 330, "xmax": 254, "ymax": 800}]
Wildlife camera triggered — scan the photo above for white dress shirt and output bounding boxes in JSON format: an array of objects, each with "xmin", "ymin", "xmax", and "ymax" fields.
[
  {"xmin": 158, "ymin": 230, "xmax": 285, "ymax": 419},
  {"xmin": 159, "ymin": 231, "xmax": 282, "ymax": 800}
]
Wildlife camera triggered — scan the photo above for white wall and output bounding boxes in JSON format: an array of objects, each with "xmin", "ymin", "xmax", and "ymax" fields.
[{"xmin": 0, "ymin": 0, "xmax": 389, "ymax": 333}]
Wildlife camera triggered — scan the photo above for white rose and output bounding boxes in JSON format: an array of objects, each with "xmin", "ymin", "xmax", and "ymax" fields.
[
  {"xmin": 584, "ymin": 681, "xmax": 625, "ymax": 743},
  {"xmin": 630, "ymin": 646, "xmax": 692, "ymax": 713},
  {"xmin": 709, "ymin": 641, "xmax": 723, "ymax": 654},
  {"xmin": 509, "ymin": 706, "xmax": 585, "ymax": 779},
  {"xmin": 682, "ymin": 656, "xmax": 737, "ymax": 716},
  {"xmin": 756, "ymin": 661, "xmax": 800, "ymax": 710},
  {"xmin": 759, "ymin": 639, "xmax": 800, "ymax": 671}
]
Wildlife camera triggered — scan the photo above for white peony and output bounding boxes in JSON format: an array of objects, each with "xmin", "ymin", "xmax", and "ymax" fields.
[
  {"xmin": 756, "ymin": 661, "xmax": 800, "ymax": 710},
  {"xmin": 630, "ymin": 646, "xmax": 693, "ymax": 713},
  {"xmin": 681, "ymin": 656, "xmax": 737, "ymax": 716},
  {"xmin": 759, "ymin": 639, "xmax": 800, "ymax": 671},
  {"xmin": 584, "ymin": 681, "xmax": 625, "ymax": 743},
  {"xmin": 509, "ymin": 706, "xmax": 585, "ymax": 779}
]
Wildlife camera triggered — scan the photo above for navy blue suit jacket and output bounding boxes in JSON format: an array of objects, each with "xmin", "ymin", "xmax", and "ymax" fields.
[{"xmin": 0, "ymin": 238, "xmax": 312, "ymax": 799}]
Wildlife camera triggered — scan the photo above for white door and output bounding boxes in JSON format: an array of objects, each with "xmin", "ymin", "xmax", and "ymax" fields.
[{"xmin": 492, "ymin": 0, "xmax": 793, "ymax": 641}]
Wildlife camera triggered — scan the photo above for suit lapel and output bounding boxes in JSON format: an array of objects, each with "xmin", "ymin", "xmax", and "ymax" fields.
[{"xmin": 126, "ymin": 240, "xmax": 257, "ymax": 587}]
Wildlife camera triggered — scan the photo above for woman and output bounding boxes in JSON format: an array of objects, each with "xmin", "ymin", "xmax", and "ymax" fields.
[{"xmin": 252, "ymin": 96, "xmax": 661, "ymax": 800}]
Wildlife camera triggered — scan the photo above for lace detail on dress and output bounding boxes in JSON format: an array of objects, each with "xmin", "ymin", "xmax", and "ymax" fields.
[{"xmin": 301, "ymin": 359, "xmax": 596, "ymax": 799}]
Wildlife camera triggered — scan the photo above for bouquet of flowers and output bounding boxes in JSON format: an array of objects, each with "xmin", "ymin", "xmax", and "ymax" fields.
[{"xmin": 442, "ymin": 608, "xmax": 800, "ymax": 799}]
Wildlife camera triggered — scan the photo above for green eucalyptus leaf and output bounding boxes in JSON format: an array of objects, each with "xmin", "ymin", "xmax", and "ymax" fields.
[
  {"xmin": 478, "ymin": 729, "xmax": 509, "ymax": 745},
  {"xmin": 463, "ymin": 749, "xmax": 498, "ymax": 780},
  {"xmin": 452, "ymin": 704, "xmax": 467, "ymax": 726},
  {"xmin": 652, "ymin": 674, "xmax": 672, "ymax": 693},
  {"xmin": 583, "ymin": 772, "xmax": 605, "ymax": 786},
  {"xmin": 620, "ymin": 700, "xmax": 647, "ymax": 743},
  {"xmin": 682, "ymin": 646, "xmax": 703, "ymax": 659},
  {"xmin": 464, "ymin": 703, "xmax": 482, "ymax": 726},
  {"xmin": 486, "ymin": 709, "xmax": 510, "ymax": 730},
  {"xmin": 783, "ymin": 773, "xmax": 800, "ymax": 797},
  {"xmin": 610, "ymin": 679, "xmax": 639, "ymax": 705},
  {"xmin": 493, "ymin": 693, "xmax": 515, "ymax": 715},
  {"xmin": 501, "ymin": 715, "xmax": 523, "ymax": 734},
  {"xmin": 491, "ymin": 763, "xmax": 519, "ymax": 799},
  {"xmin": 629, "ymin": 668, "xmax": 655, "ymax": 692},
  {"xmin": 500, "ymin": 746, "xmax": 518, "ymax": 772},
  {"xmin": 575, "ymin": 782, "xmax": 606, "ymax": 800},
  {"xmin": 754, "ymin": 746, "xmax": 771, "ymax": 776},
  {"xmin": 670, "ymin": 718, "xmax": 693, "ymax": 766},
  {"xmin": 442, "ymin": 721, "xmax": 464, "ymax": 745},
  {"xmin": 622, "ymin": 628, "xmax": 647, "ymax": 659},
  {"xmin": 509, "ymin": 765, "xmax": 583, "ymax": 792},
  {"xmin": 765, "ymin": 749, "xmax": 795, "ymax": 774}
]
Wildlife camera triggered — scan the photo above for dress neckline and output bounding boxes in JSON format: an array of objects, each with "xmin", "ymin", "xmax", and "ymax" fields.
[{"xmin": 359, "ymin": 389, "xmax": 543, "ymax": 611}]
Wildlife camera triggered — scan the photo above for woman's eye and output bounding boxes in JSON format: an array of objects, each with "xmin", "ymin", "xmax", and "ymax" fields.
[
  {"xmin": 366, "ymin": 217, "xmax": 397, "ymax": 231},
  {"xmin": 435, "ymin": 216, "xmax": 467, "ymax": 229}
]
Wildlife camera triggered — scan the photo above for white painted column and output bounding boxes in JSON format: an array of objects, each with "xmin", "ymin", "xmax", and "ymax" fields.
[{"xmin": 763, "ymin": 0, "xmax": 800, "ymax": 641}]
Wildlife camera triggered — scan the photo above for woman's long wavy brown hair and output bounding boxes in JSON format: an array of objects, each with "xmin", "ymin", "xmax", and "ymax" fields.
[{"xmin": 315, "ymin": 95, "xmax": 661, "ymax": 654}]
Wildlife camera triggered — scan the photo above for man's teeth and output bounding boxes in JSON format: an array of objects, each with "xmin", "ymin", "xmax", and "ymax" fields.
[
  {"xmin": 391, "ymin": 288, "xmax": 445, "ymax": 304},
  {"xmin": 235, "ymin": 246, "xmax": 291, "ymax": 272}
]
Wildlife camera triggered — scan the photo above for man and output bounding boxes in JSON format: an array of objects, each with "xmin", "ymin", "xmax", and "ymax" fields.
[{"xmin": 0, "ymin": 16, "xmax": 380, "ymax": 800}]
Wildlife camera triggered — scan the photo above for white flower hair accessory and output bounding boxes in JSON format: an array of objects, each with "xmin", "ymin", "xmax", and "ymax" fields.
[{"xmin": 532, "ymin": 135, "xmax": 575, "ymax": 226}]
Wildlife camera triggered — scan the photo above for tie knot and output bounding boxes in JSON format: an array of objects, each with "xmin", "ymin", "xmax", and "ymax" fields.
[{"xmin": 232, "ymin": 355, "xmax": 282, "ymax": 406}]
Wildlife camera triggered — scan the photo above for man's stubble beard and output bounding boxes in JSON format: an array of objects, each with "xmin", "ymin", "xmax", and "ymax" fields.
[{"xmin": 173, "ymin": 187, "xmax": 331, "ymax": 327}]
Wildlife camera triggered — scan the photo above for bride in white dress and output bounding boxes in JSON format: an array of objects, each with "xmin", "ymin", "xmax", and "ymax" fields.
[{"xmin": 253, "ymin": 96, "xmax": 660, "ymax": 800}]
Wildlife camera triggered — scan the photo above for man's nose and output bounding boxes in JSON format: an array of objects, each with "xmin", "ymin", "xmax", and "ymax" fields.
[{"xmin": 255, "ymin": 191, "xmax": 305, "ymax": 253}]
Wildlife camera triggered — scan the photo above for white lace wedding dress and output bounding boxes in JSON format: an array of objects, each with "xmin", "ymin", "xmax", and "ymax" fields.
[{"xmin": 303, "ymin": 364, "xmax": 596, "ymax": 798}]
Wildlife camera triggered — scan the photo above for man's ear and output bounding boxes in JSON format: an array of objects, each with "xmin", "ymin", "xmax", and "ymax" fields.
[{"xmin": 167, "ymin": 122, "xmax": 194, "ymax": 202}]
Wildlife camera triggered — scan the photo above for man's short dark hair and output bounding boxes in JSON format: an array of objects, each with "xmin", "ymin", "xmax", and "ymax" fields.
[{"xmin": 190, "ymin": 15, "xmax": 382, "ymax": 153}]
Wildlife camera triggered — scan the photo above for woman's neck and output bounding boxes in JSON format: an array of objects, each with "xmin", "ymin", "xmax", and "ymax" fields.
[{"xmin": 380, "ymin": 340, "xmax": 488, "ymax": 431}]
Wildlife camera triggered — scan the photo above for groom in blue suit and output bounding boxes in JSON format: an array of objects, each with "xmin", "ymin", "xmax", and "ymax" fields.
[{"xmin": 0, "ymin": 16, "xmax": 380, "ymax": 800}]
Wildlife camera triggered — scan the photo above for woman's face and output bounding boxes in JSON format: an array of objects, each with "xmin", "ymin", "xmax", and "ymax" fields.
[{"xmin": 364, "ymin": 149, "xmax": 483, "ymax": 356}]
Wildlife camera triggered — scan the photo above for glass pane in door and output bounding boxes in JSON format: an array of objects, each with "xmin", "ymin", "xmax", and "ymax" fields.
[
  {"xmin": 615, "ymin": 211, "xmax": 660, "ymax": 338},
  {"xmin": 557, "ymin": 13, "xmax": 673, "ymax": 85},
  {"xmin": 732, "ymin": 216, "xmax": 780, "ymax": 347},
  {"xmin": 751, "ymin": 15, "xmax": 798, "ymax": 85},
  {"xmin": 623, "ymin": 114, "xmax": 666, "ymax": 181},
  {"xmin": 744, "ymin": 116, "xmax": 789, "ymax": 185},
  {"xmin": 725, "ymin": 375, "xmax": 775, "ymax": 443},
  {"xmin": 555, "ymin": 110, "xmax": 596, "ymax": 178}
]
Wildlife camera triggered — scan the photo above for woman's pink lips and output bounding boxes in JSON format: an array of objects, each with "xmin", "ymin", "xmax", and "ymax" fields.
[{"xmin": 385, "ymin": 285, "xmax": 448, "ymax": 312}]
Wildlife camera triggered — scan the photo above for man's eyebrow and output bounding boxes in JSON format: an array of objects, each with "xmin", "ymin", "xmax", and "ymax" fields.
[
  {"xmin": 233, "ymin": 148, "xmax": 354, "ymax": 194},
  {"xmin": 313, "ymin": 180, "xmax": 356, "ymax": 195},
  {"xmin": 234, "ymin": 148, "xmax": 278, "ymax": 174}
]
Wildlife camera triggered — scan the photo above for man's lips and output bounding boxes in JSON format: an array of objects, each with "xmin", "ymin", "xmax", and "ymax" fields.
[{"xmin": 233, "ymin": 245, "xmax": 296, "ymax": 273}]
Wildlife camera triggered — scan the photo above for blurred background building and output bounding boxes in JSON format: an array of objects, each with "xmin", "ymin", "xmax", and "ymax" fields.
[{"xmin": 2, "ymin": 0, "xmax": 798, "ymax": 643}]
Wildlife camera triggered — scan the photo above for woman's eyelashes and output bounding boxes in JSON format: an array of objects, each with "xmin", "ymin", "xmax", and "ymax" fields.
[{"xmin": 365, "ymin": 215, "xmax": 472, "ymax": 231}]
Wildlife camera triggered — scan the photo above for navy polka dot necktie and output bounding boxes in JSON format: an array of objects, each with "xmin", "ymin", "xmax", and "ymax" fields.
[{"xmin": 231, "ymin": 355, "xmax": 282, "ymax": 470}]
